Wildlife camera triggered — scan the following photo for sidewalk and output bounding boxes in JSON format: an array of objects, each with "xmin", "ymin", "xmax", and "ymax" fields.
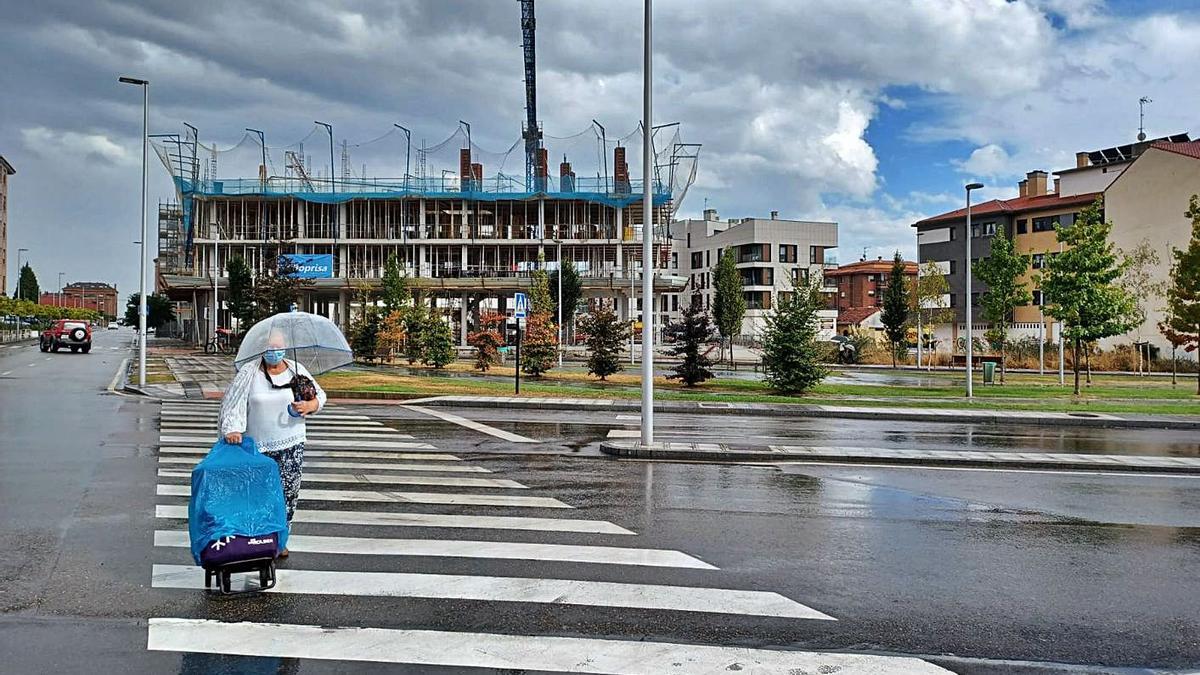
[
  {"xmin": 401, "ymin": 394, "xmax": 1200, "ymax": 431},
  {"xmin": 599, "ymin": 440, "xmax": 1200, "ymax": 474}
]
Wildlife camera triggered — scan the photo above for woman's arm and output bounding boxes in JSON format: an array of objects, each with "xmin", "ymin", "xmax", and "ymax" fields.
[{"xmin": 219, "ymin": 362, "xmax": 256, "ymax": 440}]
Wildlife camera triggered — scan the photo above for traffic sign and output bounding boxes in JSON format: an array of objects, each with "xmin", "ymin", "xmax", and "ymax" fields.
[{"xmin": 514, "ymin": 292, "xmax": 529, "ymax": 319}]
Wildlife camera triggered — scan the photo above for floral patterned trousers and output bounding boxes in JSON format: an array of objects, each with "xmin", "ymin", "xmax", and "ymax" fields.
[{"xmin": 262, "ymin": 442, "xmax": 305, "ymax": 523}]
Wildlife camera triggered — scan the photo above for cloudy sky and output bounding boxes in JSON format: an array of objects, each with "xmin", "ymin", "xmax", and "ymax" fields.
[{"xmin": 2, "ymin": 0, "xmax": 1199, "ymax": 298}]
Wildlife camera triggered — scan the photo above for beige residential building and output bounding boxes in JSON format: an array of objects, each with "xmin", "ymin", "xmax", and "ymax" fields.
[
  {"xmin": 0, "ymin": 155, "xmax": 13, "ymax": 297},
  {"xmin": 1105, "ymin": 140, "xmax": 1200, "ymax": 355}
]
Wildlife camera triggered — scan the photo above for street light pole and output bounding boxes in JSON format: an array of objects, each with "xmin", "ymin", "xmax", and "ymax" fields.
[
  {"xmin": 119, "ymin": 75, "xmax": 149, "ymax": 387},
  {"xmin": 58, "ymin": 272, "xmax": 65, "ymax": 308},
  {"xmin": 964, "ymin": 182, "xmax": 983, "ymax": 399},
  {"xmin": 915, "ymin": 227, "xmax": 922, "ymax": 369},
  {"xmin": 556, "ymin": 239, "xmax": 563, "ymax": 367},
  {"xmin": 641, "ymin": 0, "xmax": 655, "ymax": 446}
]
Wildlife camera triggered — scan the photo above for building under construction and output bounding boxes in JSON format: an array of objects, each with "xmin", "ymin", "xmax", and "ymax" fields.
[
  {"xmin": 154, "ymin": 124, "xmax": 698, "ymax": 345},
  {"xmin": 153, "ymin": 0, "xmax": 700, "ymax": 345}
]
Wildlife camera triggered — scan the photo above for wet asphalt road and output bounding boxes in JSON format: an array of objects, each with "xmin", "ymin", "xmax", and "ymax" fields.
[{"xmin": 2, "ymin": 333, "xmax": 1199, "ymax": 674}]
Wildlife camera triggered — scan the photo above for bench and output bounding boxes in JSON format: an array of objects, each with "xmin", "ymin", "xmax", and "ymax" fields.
[{"xmin": 951, "ymin": 354, "xmax": 1004, "ymax": 368}]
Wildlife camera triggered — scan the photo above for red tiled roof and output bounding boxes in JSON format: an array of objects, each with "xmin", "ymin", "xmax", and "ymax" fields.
[
  {"xmin": 825, "ymin": 259, "xmax": 918, "ymax": 277},
  {"xmin": 1152, "ymin": 141, "xmax": 1200, "ymax": 160},
  {"xmin": 837, "ymin": 307, "xmax": 881, "ymax": 326},
  {"xmin": 912, "ymin": 191, "xmax": 1102, "ymax": 227}
]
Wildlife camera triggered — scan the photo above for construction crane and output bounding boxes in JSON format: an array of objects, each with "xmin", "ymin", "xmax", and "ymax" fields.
[{"xmin": 520, "ymin": 0, "xmax": 543, "ymax": 190}]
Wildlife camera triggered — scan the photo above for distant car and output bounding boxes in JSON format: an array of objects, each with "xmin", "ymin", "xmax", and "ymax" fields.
[
  {"xmin": 40, "ymin": 319, "xmax": 92, "ymax": 354},
  {"xmin": 108, "ymin": 322, "xmax": 119, "ymax": 330}
]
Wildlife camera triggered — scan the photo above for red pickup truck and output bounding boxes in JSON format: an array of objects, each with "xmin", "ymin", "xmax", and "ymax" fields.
[{"xmin": 40, "ymin": 319, "xmax": 92, "ymax": 354}]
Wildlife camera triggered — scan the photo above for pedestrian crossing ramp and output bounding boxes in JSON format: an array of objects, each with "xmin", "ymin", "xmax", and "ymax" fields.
[{"xmin": 147, "ymin": 399, "xmax": 952, "ymax": 673}]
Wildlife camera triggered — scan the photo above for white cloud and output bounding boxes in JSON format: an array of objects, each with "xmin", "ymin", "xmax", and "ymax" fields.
[
  {"xmin": 956, "ymin": 144, "xmax": 1015, "ymax": 178},
  {"xmin": 20, "ymin": 126, "xmax": 134, "ymax": 167}
]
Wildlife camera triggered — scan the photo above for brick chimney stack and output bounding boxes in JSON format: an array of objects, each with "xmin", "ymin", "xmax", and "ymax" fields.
[{"xmin": 1026, "ymin": 170, "xmax": 1049, "ymax": 197}]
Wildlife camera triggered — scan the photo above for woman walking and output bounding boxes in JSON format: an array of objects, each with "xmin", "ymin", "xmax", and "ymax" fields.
[{"xmin": 219, "ymin": 330, "xmax": 326, "ymax": 558}]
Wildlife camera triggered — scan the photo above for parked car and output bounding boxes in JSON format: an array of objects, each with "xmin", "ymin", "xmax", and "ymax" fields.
[
  {"xmin": 107, "ymin": 321, "xmax": 119, "ymax": 330},
  {"xmin": 40, "ymin": 319, "xmax": 92, "ymax": 354}
]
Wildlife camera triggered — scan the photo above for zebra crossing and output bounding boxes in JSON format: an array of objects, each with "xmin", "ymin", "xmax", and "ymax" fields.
[{"xmin": 147, "ymin": 398, "xmax": 952, "ymax": 673}]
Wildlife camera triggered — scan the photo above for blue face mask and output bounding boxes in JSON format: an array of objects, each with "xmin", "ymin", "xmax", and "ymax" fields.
[{"xmin": 263, "ymin": 349, "xmax": 287, "ymax": 365}]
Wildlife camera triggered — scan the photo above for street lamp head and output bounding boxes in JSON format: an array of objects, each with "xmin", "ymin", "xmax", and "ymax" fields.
[
  {"xmin": 965, "ymin": 182, "xmax": 984, "ymax": 192},
  {"xmin": 118, "ymin": 76, "xmax": 148, "ymax": 86}
]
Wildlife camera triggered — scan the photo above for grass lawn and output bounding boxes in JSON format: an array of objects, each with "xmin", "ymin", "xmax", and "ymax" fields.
[{"xmin": 317, "ymin": 363, "xmax": 1200, "ymax": 415}]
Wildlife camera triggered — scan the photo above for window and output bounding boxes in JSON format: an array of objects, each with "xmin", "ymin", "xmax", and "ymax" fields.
[
  {"xmin": 1016, "ymin": 219, "xmax": 1028, "ymax": 234},
  {"xmin": 671, "ymin": 252, "xmax": 678, "ymax": 269},
  {"xmin": 686, "ymin": 232, "xmax": 691, "ymax": 247},
  {"xmin": 794, "ymin": 268, "xmax": 808, "ymax": 283},
  {"xmin": 949, "ymin": 294, "xmax": 957, "ymax": 307},
  {"xmin": 949, "ymin": 260, "xmax": 957, "ymax": 275},
  {"xmin": 690, "ymin": 252, "xmax": 703, "ymax": 268},
  {"xmin": 1032, "ymin": 217, "xmax": 1054, "ymax": 232},
  {"xmin": 950, "ymin": 227, "xmax": 956, "ymax": 241},
  {"xmin": 983, "ymin": 222, "xmax": 996, "ymax": 236},
  {"xmin": 780, "ymin": 244, "xmax": 788, "ymax": 262},
  {"xmin": 661, "ymin": 295, "xmax": 668, "ymax": 311},
  {"xmin": 1059, "ymin": 212, "xmax": 1075, "ymax": 228},
  {"xmin": 671, "ymin": 294, "xmax": 679, "ymax": 311},
  {"xmin": 971, "ymin": 292, "xmax": 980, "ymax": 307},
  {"xmin": 1031, "ymin": 253, "xmax": 1045, "ymax": 270},
  {"xmin": 809, "ymin": 246, "xmax": 823, "ymax": 264},
  {"xmin": 1032, "ymin": 290, "xmax": 1043, "ymax": 306},
  {"xmin": 705, "ymin": 250, "xmax": 710, "ymax": 267}
]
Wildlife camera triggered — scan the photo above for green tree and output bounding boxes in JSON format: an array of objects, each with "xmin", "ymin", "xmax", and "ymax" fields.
[
  {"xmin": 225, "ymin": 255, "xmax": 255, "ymax": 333},
  {"xmin": 422, "ymin": 312, "xmax": 455, "ymax": 368},
  {"xmin": 712, "ymin": 248, "xmax": 746, "ymax": 365},
  {"xmin": 254, "ymin": 254, "xmax": 314, "ymax": 316},
  {"xmin": 404, "ymin": 298, "xmax": 428, "ymax": 364},
  {"xmin": 15, "ymin": 263, "xmax": 39, "ymax": 302},
  {"xmin": 761, "ymin": 279, "xmax": 829, "ymax": 393},
  {"xmin": 974, "ymin": 230, "xmax": 1030, "ymax": 382},
  {"xmin": 578, "ymin": 306, "xmax": 628, "ymax": 381},
  {"xmin": 911, "ymin": 261, "xmax": 954, "ymax": 364},
  {"xmin": 1159, "ymin": 195, "xmax": 1200, "ymax": 394},
  {"xmin": 549, "ymin": 258, "xmax": 583, "ymax": 341},
  {"xmin": 1119, "ymin": 239, "xmax": 1164, "ymax": 374},
  {"xmin": 351, "ymin": 294, "xmax": 382, "ymax": 362},
  {"xmin": 1041, "ymin": 198, "xmax": 1137, "ymax": 395},
  {"xmin": 529, "ymin": 263, "xmax": 554, "ymax": 315},
  {"xmin": 123, "ymin": 293, "xmax": 176, "ymax": 330},
  {"xmin": 520, "ymin": 312, "xmax": 559, "ymax": 376},
  {"xmin": 665, "ymin": 294, "xmax": 716, "ymax": 386},
  {"xmin": 381, "ymin": 254, "xmax": 409, "ymax": 314},
  {"xmin": 879, "ymin": 251, "xmax": 911, "ymax": 368}
]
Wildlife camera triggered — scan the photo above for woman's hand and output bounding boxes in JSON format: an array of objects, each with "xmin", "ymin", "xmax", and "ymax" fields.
[
  {"xmin": 291, "ymin": 399, "xmax": 319, "ymax": 417},
  {"xmin": 224, "ymin": 432, "xmax": 243, "ymax": 445}
]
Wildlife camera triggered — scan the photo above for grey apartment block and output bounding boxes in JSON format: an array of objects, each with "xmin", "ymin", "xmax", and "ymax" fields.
[
  {"xmin": 914, "ymin": 213, "xmax": 1010, "ymax": 325},
  {"xmin": 666, "ymin": 210, "xmax": 838, "ymax": 337}
]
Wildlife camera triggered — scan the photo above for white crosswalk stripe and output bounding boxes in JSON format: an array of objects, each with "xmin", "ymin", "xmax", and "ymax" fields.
[
  {"xmin": 156, "ymin": 468, "xmax": 526, "ymax": 489},
  {"xmin": 158, "ymin": 456, "xmax": 489, "ymax": 473},
  {"xmin": 148, "ymin": 399, "xmax": 945, "ymax": 673}
]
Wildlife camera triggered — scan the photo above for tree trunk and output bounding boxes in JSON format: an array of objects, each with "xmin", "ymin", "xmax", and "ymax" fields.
[
  {"xmin": 891, "ymin": 342, "xmax": 897, "ymax": 369},
  {"xmin": 1085, "ymin": 346, "xmax": 1092, "ymax": 385},
  {"xmin": 1072, "ymin": 337, "xmax": 1081, "ymax": 396},
  {"xmin": 1172, "ymin": 345, "xmax": 1178, "ymax": 387},
  {"xmin": 999, "ymin": 339, "xmax": 1006, "ymax": 384}
]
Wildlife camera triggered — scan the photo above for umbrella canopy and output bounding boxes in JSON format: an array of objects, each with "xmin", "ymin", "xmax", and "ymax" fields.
[{"xmin": 234, "ymin": 311, "xmax": 353, "ymax": 375}]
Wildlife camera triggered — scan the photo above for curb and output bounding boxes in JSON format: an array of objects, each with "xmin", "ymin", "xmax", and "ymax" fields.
[
  {"xmin": 598, "ymin": 441, "xmax": 1200, "ymax": 474},
  {"xmin": 386, "ymin": 395, "xmax": 1200, "ymax": 431}
]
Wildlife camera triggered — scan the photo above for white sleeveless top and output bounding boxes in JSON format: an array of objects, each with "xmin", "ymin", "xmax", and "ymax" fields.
[{"xmin": 218, "ymin": 359, "xmax": 327, "ymax": 452}]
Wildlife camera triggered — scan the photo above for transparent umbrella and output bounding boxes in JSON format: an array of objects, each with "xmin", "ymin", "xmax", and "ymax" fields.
[{"xmin": 233, "ymin": 310, "xmax": 353, "ymax": 375}]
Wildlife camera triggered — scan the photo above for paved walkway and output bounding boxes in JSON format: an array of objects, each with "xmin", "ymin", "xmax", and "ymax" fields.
[{"xmin": 600, "ymin": 440, "xmax": 1200, "ymax": 474}]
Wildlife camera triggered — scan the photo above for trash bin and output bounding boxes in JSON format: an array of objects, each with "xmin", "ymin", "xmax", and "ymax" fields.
[{"xmin": 982, "ymin": 361, "xmax": 996, "ymax": 384}]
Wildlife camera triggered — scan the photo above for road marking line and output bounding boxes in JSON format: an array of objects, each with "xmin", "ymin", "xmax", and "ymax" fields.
[
  {"xmin": 607, "ymin": 429, "xmax": 641, "ymax": 438},
  {"xmin": 158, "ymin": 436, "xmax": 418, "ymax": 446},
  {"xmin": 776, "ymin": 460, "xmax": 1200, "ymax": 479},
  {"xmin": 156, "ymin": 468, "xmax": 524, "ymax": 489},
  {"xmin": 147, "ymin": 620, "xmax": 953, "ymax": 673},
  {"xmin": 44, "ymin": 356, "xmax": 52, "ymax": 361},
  {"xmin": 154, "ymin": 504, "xmax": 632, "ymax": 534},
  {"xmin": 153, "ymin": 530, "xmax": 712, "ymax": 568},
  {"xmin": 402, "ymin": 405, "xmax": 538, "ymax": 444},
  {"xmin": 157, "ymin": 446, "xmax": 448, "ymax": 458},
  {"xmin": 157, "ymin": 457, "xmax": 487, "ymax": 473},
  {"xmin": 1, "ymin": 371, "xmax": 10, "ymax": 377},
  {"xmin": 160, "ymin": 420, "xmax": 389, "ymax": 429},
  {"xmin": 156, "ymin": 484, "xmax": 571, "ymax": 508},
  {"xmin": 151, "ymin": 564, "xmax": 826, "ymax": 619}
]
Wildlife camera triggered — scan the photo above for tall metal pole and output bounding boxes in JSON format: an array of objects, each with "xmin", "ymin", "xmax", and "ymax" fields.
[
  {"xmin": 1039, "ymin": 301, "xmax": 1045, "ymax": 376},
  {"xmin": 964, "ymin": 183, "xmax": 982, "ymax": 399},
  {"xmin": 557, "ymin": 240, "xmax": 563, "ymax": 367},
  {"xmin": 640, "ymin": 0, "xmax": 655, "ymax": 446},
  {"xmin": 120, "ymin": 76, "xmax": 149, "ymax": 386},
  {"xmin": 593, "ymin": 119, "xmax": 607, "ymax": 193},
  {"xmin": 1058, "ymin": 242, "xmax": 1065, "ymax": 385},
  {"xmin": 915, "ymin": 229, "xmax": 922, "ymax": 369},
  {"xmin": 213, "ymin": 225, "xmax": 220, "ymax": 346}
]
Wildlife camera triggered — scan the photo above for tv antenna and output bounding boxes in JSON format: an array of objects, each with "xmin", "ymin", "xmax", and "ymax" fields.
[{"xmin": 1138, "ymin": 96, "xmax": 1152, "ymax": 141}]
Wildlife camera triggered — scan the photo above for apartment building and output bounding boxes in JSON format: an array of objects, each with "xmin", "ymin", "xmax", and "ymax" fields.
[
  {"xmin": 1105, "ymin": 139, "xmax": 1200, "ymax": 354},
  {"xmin": 824, "ymin": 258, "xmax": 917, "ymax": 333},
  {"xmin": 0, "ymin": 155, "xmax": 13, "ymax": 297},
  {"xmin": 668, "ymin": 209, "xmax": 838, "ymax": 338}
]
